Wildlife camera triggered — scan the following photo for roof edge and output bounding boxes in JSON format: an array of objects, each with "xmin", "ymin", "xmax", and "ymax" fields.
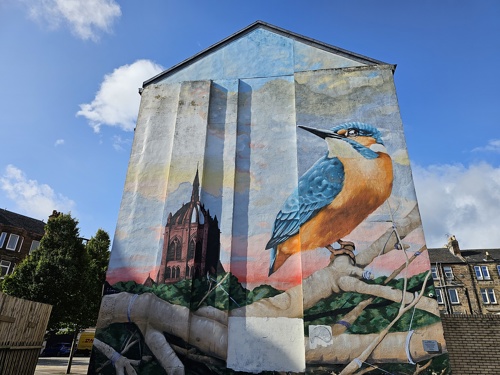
[
  {"xmin": 429, "ymin": 247, "xmax": 500, "ymax": 252},
  {"xmin": 144, "ymin": 20, "xmax": 392, "ymax": 87}
]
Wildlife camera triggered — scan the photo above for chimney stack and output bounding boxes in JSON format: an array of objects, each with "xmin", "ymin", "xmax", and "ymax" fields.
[
  {"xmin": 48, "ymin": 210, "xmax": 62, "ymax": 221},
  {"xmin": 447, "ymin": 235, "xmax": 461, "ymax": 256}
]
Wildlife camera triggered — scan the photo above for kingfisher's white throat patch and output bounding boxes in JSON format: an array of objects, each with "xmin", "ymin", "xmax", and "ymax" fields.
[
  {"xmin": 369, "ymin": 143, "xmax": 388, "ymax": 154},
  {"xmin": 326, "ymin": 138, "xmax": 364, "ymax": 158}
]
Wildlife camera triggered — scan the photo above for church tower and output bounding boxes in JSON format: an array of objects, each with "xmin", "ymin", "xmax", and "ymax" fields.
[{"xmin": 157, "ymin": 171, "xmax": 220, "ymax": 284}]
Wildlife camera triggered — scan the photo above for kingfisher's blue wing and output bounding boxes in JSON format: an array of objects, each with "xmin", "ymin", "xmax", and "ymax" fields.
[{"xmin": 266, "ymin": 156, "xmax": 345, "ymax": 249}]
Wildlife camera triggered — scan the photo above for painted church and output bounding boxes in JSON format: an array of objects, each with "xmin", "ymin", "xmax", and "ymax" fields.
[{"xmin": 157, "ymin": 170, "xmax": 220, "ymax": 284}]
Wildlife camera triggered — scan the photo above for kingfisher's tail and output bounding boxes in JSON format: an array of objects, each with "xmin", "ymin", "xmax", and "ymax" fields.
[
  {"xmin": 268, "ymin": 247, "xmax": 277, "ymax": 276},
  {"xmin": 268, "ymin": 247, "xmax": 292, "ymax": 276}
]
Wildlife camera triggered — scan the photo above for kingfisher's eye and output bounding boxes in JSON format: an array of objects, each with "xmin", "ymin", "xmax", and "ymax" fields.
[{"xmin": 347, "ymin": 129, "xmax": 358, "ymax": 136}]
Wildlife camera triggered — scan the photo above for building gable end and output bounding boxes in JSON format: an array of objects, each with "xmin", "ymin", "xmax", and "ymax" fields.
[{"xmin": 145, "ymin": 21, "xmax": 390, "ymax": 86}]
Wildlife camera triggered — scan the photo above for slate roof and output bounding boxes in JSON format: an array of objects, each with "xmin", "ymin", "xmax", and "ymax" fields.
[
  {"xmin": 461, "ymin": 249, "xmax": 500, "ymax": 263},
  {"xmin": 0, "ymin": 209, "xmax": 45, "ymax": 235},
  {"xmin": 428, "ymin": 247, "xmax": 500, "ymax": 264},
  {"xmin": 428, "ymin": 248, "xmax": 464, "ymax": 264},
  {"xmin": 144, "ymin": 20, "xmax": 392, "ymax": 87}
]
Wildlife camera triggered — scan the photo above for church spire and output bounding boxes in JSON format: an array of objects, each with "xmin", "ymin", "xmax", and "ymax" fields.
[{"xmin": 191, "ymin": 168, "xmax": 200, "ymax": 203}]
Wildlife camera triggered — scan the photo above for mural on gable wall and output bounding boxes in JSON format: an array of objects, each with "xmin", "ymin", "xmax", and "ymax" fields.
[{"xmin": 89, "ymin": 22, "xmax": 450, "ymax": 375}]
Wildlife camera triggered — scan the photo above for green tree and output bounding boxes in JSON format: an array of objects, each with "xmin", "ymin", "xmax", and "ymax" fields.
[
  {"xmin": 85, "ymin": 228, "xmax": 111, "ymax": 324},
  {"xmin": 1, "ymin": 212, "xmax": 106, "ymax": 332}
]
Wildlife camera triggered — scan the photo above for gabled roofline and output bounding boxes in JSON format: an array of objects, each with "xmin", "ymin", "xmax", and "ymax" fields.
[
  {"xmin": 0, "ymin": 208, "xmax": 45, "ymax": 235},
  {"xmin": 144, "ymin": 20, "xmax": 393, "ymax": 87}
]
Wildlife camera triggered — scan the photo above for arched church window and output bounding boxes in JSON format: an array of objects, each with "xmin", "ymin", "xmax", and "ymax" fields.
[
  {"xmin": 175, "ymin": 266, "xmax": 181, "ymax": 278},
  {"xmin": 188, "ymin": 239, "xmax": 195, "ymax": 260},
  {"xmin": 175, "ymin": 239, "xmax": 182, "ymax": 260},
  {"xmin": 167, "ymin": 238, "xmax": 180, "ymax": 261},
  {"xmin": 165, "ymin": 267, "xmax": 171, "ymax": 279},
  {"xmin": 186, "ymin": 265, "xmax": 190, "ymax": 278}
]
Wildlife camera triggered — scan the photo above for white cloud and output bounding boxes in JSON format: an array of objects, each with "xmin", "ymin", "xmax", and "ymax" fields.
[
  {"xmin": 472, "ymin": 139, "xmax": 500, "ymax": 153},
  {"xmin": 413, "ymin": 162, "xmax": 500, "ymax": 249},
  {"xmin": 55, "ymin": 139, "xmax": 65, "ymax": 146},
  {"xmin": 77, "ymin": 60, "xmax": 164, "ymax": 133},
  {"xmin": 111, "ymin": 134, "xmax": 132, "ymax": 152},
  {"xmin": 0, "ymin": 165, "xmax": 75, "ymax": 220},
  {"xmin": 22, "ymin": 0, "xmax": 121, "ymax": 41}
]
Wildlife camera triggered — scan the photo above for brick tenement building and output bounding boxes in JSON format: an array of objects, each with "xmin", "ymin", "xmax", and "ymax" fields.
[
  {"xmin": 0, "ymin": 209, "xmax": 45, "ymax": 278},
  {"xmin": 429, "ymin": 238, "xmax": 500, "ymax": 373},
  {"xmin": 428, "ymin": 236, "xmax": 500, "ymax": 315}
]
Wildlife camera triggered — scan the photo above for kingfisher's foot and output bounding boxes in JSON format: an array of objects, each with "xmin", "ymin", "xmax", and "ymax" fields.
[{"xmin": 326, "ymin": 240, "xmax": 356, "ymax": 265}]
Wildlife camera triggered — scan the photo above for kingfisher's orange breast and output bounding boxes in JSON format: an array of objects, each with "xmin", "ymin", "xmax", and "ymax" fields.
[{"xmin": 277, "ymin": 152, "xmax": 393, "ymax": 257}]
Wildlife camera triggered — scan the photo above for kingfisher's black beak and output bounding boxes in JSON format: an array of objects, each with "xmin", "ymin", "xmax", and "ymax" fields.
[{"xmin": 298, "ymin": 125, "xmax": 343, "ymax": 139}]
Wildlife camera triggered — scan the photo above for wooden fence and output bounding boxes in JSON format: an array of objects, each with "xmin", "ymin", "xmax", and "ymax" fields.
[{"xmin": 0, "ymin": 292, "xmax": 52, "ymax": 375}]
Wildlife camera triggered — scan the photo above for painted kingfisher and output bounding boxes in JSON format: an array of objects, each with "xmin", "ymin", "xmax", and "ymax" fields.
[{"xmin": 266, "ymin": 122, "xmax": 394, "ymax": 275}]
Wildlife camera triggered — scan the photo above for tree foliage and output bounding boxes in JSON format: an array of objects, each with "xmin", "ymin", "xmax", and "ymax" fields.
[
  {"xmin": 1, "ymin": 212, "xmax": 110, "ymax": 332},
  {"xmin": 86, "ymin": 228, "xmax": 111, "ymax": 323}
]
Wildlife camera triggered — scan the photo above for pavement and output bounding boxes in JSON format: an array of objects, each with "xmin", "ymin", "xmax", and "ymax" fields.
[{"xmin": 35, "ymin": 356, "xmax": 90, "ymax": 375}]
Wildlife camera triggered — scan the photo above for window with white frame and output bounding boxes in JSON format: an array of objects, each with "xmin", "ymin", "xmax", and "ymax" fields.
[
  {"xmin": 443, "ymin": 266, "xmax": 454, "ymax": 279},
  {"xmin": 474, "ymin": 265, "xmax": 491, "ymax": 280},
  {"xmin": 0, "ymin": 260, "xmax": 11, "ymax": 277},
  {"xmin": 6, "ymin": 234, "xmax": 19, "ymax": 251},
  {"xmin": 431, "ymin": 266, "xmax": 438, "ymax": 280},
  {"xmin": 29, "ymin": 240, "xmax": 40, "ymax": 254},
  {"xmin": 448, "ymin": 289, "xmax": 459, "ymax": 304},
  {"xmin": 480, "ymin": 288, "xmax": 497, "ymax": 304},
  {"xmin": 0, "ymin": 232, "xmax": 6, "ymax": 248},
  {"xmin": 435, "ymin": 288, "xmax": 444, "ymax": 304},
  {"xmin": 488, "ymin": 289, "xmax": 497, "ymax": 304}
]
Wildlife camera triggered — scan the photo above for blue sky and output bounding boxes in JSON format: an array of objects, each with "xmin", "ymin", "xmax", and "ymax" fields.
[{"xmin": 0, "ymin": 1, "xmax": 499, "ymax": 249}]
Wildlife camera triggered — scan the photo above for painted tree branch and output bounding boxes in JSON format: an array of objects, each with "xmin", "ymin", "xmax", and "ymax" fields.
[
  {"xmin": 93, "ymin": 201, "xmax": 438, "ymax": 374},
  {"xmin": 170, "ymin": 343, "xmax": 227, "ymax": 368},
  {"xmin": 339, "ymin": 272, "xmax": 431, "ymax": 375},
  {"xmin": 305, "ymin": 322, "xmax": 444, "ymax": 365},
  {"xmin": 413, "ymin": 359, "xmax": 432, "ymax": 374},
  {"xmin": 96, "ymin": 289, "xmax": 443, "ymax": 374},
  {"xmin": 142, "ymin": 324, "xmax": 184, "ymax": 375},
  {"xmin": 356, "ymin": 200, "xmax": 421, "ymax": 267},
  {"xmin": 231, "ymin": 254, "xmax": 437, "ymax": 318},
  {"xmin": 97, "ymin": 292, "xmax": 229, "ymax": 360},
  {"xmin": 333, "ymin": 246, "xmax": 428, "ymax": 335},
  {"xmin": 93, "ymin": 338, "xmax": 141, "ymax": 375}
]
